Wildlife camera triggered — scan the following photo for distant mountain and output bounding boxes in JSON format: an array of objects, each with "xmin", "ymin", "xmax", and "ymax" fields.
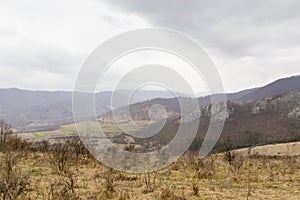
[
  {"xmin": 2, "ymin": 75, "xmax": 300, "ymax": 133},
  {"xmin": 99, "ymin": 97, "xmax": 184, "ymax": 123},
  {"xmin": 117, "ymin": 90, "xmax": 300, "ymax": 152},
  {"xmin": 102, "ymin": 75, "xmax": 300, "ymax": 151},
  {"xmin": 117, "ymin": 90, "xmax": 188, "ymax": 103},
  {"xmin": 101, "ymin": 76, "xmax": 300, "ymax": 122},
  {"xmin": 0, "ymin": 88, "xmax": 184, "ymax": 132},
  {"xmin": 0, "ymin": 88, "xmax": 113, "ymax": 131},
  {"xmin": 236, "ymin": 75, "xmax": 300, "ymax": 102},
  {"xmin": 197, "ymin": 75, "xmax": 300, "ymax": 107}
]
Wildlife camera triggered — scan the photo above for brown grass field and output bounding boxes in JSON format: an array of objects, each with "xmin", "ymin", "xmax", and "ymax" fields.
[{"xmin": 0, "ymin": 140, "xmax": 300, "ymax": 200}]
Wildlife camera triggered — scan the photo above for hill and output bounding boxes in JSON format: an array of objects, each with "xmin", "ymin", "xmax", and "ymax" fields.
[
  {"xmin": 118, "ymin": 89, "xmax": 300, "ymax": 152},
  {"xmin": 100, "ymin": 76, "xmax": 300, "ymax": 123},
  {"xmin": 236, "ymin": 75, "xmax": 300, "ymax": 102},
  {"xmin": 234, "ymin": 141, "xmax": 300, "ymax": 157},
  {"xmin": 0, "ymin": 88, "xmax": 182, "ymax": 132}
]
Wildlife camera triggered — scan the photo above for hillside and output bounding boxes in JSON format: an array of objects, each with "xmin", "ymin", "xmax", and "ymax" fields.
[
  {"xmin": 24, "ymin": 75, "xmax": 300, "ymax": 151},
  {"xmin": 100, "ymin": 76, "xmax": 300, "ymax": 123},
  {"xmin": 235, "ymin": 141, "xmax": 300, "ymax": 157},
  {"xmin": 236, "ymin": 75, "xmax": 300, "ymax": 102},
  {"xmin": 118, "ymin": 90, "xmax": 300, "ymax": 152},
  {"xmin": 30, "ymin": 89, "xmax": 300, "ymax": 153},
  {"xmin": 2, "ymin": 76, "xmax": 299, "ymax": 132},
  {"xmin": 0, "ymin": 88, "xmax": 182, "ymax": 132},
  {"xmin": 0, "ymin": 89, "xmax": 123, "ymax": 132}
]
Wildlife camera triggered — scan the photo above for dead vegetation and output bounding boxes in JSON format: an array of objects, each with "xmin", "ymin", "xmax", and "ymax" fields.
[{"xmin": 0, "ymin": 121, "xmax": 299, "ymax": 199}]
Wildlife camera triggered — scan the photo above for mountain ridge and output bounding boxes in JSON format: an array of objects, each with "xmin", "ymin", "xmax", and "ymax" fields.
[
  {"xmin": 1, "ymin": 75, "xmax": 300, "ymax": 132},
  {"xmin": 101, "ymin": 76, "xmax": 300, "ymax": 122}
]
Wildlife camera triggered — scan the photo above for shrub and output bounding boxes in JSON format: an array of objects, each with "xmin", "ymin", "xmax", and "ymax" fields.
[
  {"xmin": 0, "ymin": 150, "xmax": 30, "ymax": 200},
  {"xmin": 47, "ymin": 142, "xmax": 71, "ymax": 174}
]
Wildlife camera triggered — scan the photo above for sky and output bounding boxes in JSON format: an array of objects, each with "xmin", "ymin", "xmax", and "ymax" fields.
[{"xmin": 0, "ymin": 0, "xmax": 300, "ymax": 94}]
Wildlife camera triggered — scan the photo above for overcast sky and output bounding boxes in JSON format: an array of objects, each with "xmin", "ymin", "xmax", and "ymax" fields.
[{"xmin": 0, "ymin": 0, "xmax": 300, "ymax": 93}]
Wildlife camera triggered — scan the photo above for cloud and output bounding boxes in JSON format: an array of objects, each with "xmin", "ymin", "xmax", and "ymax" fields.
[
  {"xmin": 0, "ymin": 0, "xmax": 148, "ymax": 91},
  {"xmin": 0, "ymin": 0, "xmax": 299, "ymax": 92},
  {"xmin": 106, "ymin": 0, "xmax": 300, "ymax": 55},
  {"xmin": 105, "ymin": 0, "xmax": 300, "ymax": 91}
]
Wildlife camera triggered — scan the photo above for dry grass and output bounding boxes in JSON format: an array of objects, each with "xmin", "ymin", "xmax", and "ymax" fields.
[
  {"xmin": 0, "ymin": 147, "xmax": 299, "ymax": 200},
  {"xmin": 235, "ymin": 142, "xmax": 300, "ymax": 157}
]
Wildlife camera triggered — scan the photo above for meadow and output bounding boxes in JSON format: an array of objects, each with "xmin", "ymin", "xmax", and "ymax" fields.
[{"xmin": 0, "ymin": 138, "xmax": 299, "ymax": 200}]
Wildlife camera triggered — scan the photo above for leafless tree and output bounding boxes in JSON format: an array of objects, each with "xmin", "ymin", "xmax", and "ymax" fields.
[
  {"xmin": 0, "ymin": 120, "xmax": 13, "ymax": 146},
  {"xmin": 0, "ymin": 150, "xmax": 30, "ymax": 200}
]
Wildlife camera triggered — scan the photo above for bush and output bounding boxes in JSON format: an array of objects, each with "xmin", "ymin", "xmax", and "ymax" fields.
[
  {"xmin": 0, "ymin": 150, "xmax": 30, "ymax": 200},
  {"xmin": 47, "ymin": 142, "xmax": 71, "ymax": 174}
]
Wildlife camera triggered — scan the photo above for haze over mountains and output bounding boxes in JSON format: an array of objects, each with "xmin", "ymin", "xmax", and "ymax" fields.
[
  {"xmin": 0, "ymin": 89, "xmax": 184, "ymax": 132},
  {"xmin": 0, "ymin": 75, "xmax": 300, "ymax": 133},
  {"xmin": 112, "ymin": 78, "xmax": 300, "ymax": 152},
  {"xmin": 101, "ymin": 76, "xmax": 300, "ymax": 122}
]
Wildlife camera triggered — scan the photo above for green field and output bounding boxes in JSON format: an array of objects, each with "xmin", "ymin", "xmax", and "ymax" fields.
[{"xmin": 32, "ymin": 132, "xmax": 48, "ymax": 137}]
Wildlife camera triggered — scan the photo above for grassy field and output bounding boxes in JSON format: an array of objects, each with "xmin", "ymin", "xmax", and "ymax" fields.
[
  {"xmin": 22, "ymin": 121, "xmax": 151, "ymax": 145},
  {"xmin": 235, "ymin": 142, "xmax": 300, "ymax": 157},
  {"xmin": 1, "ymin": 144, "xmax": 299, "ymax": 200},
  {"xmin": 30, "ymin": 120, "xmax": 151, "ymax": 137},
  {"xmin": 15, "ymin": 124, "xmax": 300, "ymax": 199},
  {"xmin": 32, "ymin": 132, "xmax": 48, "ymax": 137}
]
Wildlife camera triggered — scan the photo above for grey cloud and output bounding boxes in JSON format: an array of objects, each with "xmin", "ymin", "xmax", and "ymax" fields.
[
  {"xmin": 1, "ymin": 0, "xmax": 299, "ymax": 92},
  {"xmin": 106, "ymin": 0, "xmax": 300, "ymax": 58},
  {"xmin": 0, "ymin": 31, "xmax": 81, "ymax": 75},
  {"xmin": 104, "ymin": 0, "xmax": 300, "ymax": 92},
  {"xmin": 0, "ymin": 27, "xmax": 19, "ymax": 37}
]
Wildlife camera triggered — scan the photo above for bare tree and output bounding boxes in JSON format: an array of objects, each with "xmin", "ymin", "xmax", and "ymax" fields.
[
  {"xmin": 0, "ymin": 150, "xmax": 30, "ymax": 200},
  {"xmin": 0, "ymin": 120, "xmax": 13, "ymax": 145},
  {"xmin": 47, "ymin": 142, "xmax": 71, "ymax": 174}
]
